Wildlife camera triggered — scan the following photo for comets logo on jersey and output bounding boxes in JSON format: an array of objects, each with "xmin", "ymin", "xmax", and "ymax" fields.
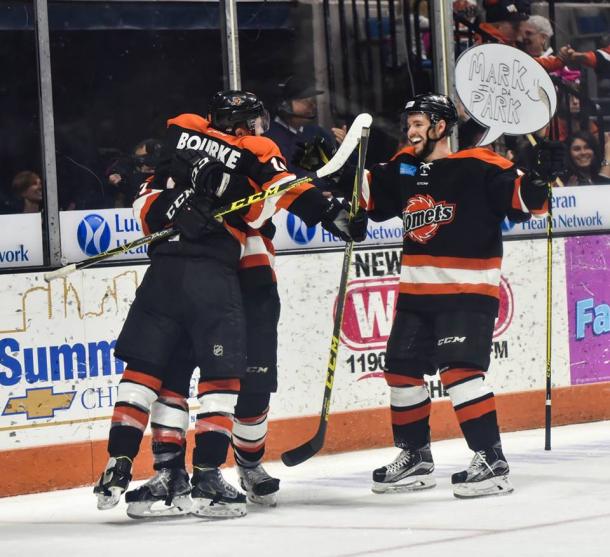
[{"xmin": 402, "ymin": 194, "xmax": 455, "ymax": 244}]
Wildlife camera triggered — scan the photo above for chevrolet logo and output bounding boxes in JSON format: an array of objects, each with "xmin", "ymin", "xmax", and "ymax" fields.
[{"xmin": 2, "ymin": 387, "xmax": 76, "ymax": 420}]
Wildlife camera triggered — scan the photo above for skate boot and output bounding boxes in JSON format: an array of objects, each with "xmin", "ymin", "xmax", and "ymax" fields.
[
  {"xmin": 237, "ymin": 464, "xmax": 280, "ymax": 506},
  {"xmin": 452, "ymin": 446, "xmax": 514, "ymax": 499},
  {"xmin": 125, "ymin": 468, "xmax": 192, "ymax": 519},
  {"xmin": 93, "ymin": 456, "xmax": 133, "ymax": 510},
  {"xmin": 190, "ymin": 466, "xmax": 247, "ymax": 519},
  {"xmin": 372, "ymin": 445, "xmax": 436, "ymax": 494}
]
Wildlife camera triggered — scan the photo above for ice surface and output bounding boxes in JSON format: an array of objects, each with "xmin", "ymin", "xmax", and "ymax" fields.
[{"xmin": 1, "ymin": 421, "xmax": 609, "ymax": 557}]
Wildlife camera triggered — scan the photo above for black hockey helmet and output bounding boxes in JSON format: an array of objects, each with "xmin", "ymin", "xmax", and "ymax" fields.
[
  {"xmin": 401, "ymin": 93, "xmax": 458, "ymax": 134},
  {"xmin": 208, "ymin": 90, "xmax": 270, "ymax": 135}
]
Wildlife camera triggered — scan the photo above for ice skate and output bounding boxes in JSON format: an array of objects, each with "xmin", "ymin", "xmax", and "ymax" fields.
[
  {"xmin": 94, "ymin": 456, "xmax": 133, "ymax": 510},
  {"xmin": 125, "ymin": 468, "xmax": 192, "ymax": 519},
  {"xmin": 190, "ymin": 467, "xmax": 247, "ymax": 519},
  {"xmin": 237, "ymin": 464, "xmax": 280, "ymax": 506},
  {"xmin": 452, "ymin": 446, "xmax": 514, "ymax": 499},
  {"xmin": 372, "ymin": 445, "xmax": 436, "ymax": 494}
]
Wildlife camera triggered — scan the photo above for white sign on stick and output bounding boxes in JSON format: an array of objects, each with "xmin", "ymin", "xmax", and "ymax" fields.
[{"xmin": 455, "ymin": 43, "xmax": 557, "ymax": 145}]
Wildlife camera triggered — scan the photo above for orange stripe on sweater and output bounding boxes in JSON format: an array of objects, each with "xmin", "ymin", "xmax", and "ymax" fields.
[
  {"xmin": 197, "ymin": 378, "xmax": 240, "ymax": 396},
  {"xmin": 391, "ymin": 402, "xmax": 431, "ymax": 426},
  {"xmin": 384, "ymin": 373, "xmax": 425, "ymax": 387},
  {"xmin": 455, "ymin": 397, "xmax": 496, "ymax": 424},
  {"xmin": 399, "ymin": 282, "xmax": 499, "ymax": 298},
  {"xmin": 122, "ymin": 369, "xmax": 162, "ymax": 392},
  {"xmin": 402, "ymin": 254, "xmax": 501, "ymax": 270}
]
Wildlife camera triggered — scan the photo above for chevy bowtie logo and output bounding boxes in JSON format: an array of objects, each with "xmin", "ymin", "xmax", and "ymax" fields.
[{"xmin": 2, "ymin": 387, "xmax": 76, "ymax": 420}]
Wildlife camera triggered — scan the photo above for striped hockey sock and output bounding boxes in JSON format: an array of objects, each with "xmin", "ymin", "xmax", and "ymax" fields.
[
  {"xmin": 193, "ymin": 378, "xmax": 240, "ymax": 468},
  {"xmin": 440, "ymin": 367, "xmax": 500, "ymax": 450},
  {"xmin": 233, "ymin": 407, "xmax": 269, "ymax": 467},
  {"xmin": 108, "ymin": 368, "xmax": 161, "ymax": 459},
  {"xmin": 384, "ymin": 372, "xmax": 431, "ymax": 449},
  {"xmin": 150, "ymin": 388, "xmax": 189, "ymax": 470}
]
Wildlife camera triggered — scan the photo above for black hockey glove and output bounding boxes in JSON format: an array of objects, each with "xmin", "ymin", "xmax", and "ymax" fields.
[
  {"xmin": 292, "ymin": 135, "xmax": 336, "ymax": 172},
  {"xmin": 170, "ymin": 149, "xmax": 225, "ymax": 196},
  {"xmin": 349, "ymin": 207, "xmax": 368, "ymax": 242},
  {"xmin": 530, "ymin": 140, "xmax": 567, "ymax": 186},
  {"xmin": 320, "ymin": 198, "xmax": 352, "ymax": 242},
  {"xmin": 170, "ymin": 191, "xmax": 224, "ymax": 241}
]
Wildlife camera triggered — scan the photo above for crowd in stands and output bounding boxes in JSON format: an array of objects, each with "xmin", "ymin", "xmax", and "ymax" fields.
[{"xmin": 1, "ymin": 0, "xmax": 609, "ymax": 217}]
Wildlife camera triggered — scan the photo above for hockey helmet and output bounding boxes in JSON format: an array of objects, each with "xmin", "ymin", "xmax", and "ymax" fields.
[
  {"xmin": 208, "ymin": 90, "xmax": 270, "ymax": 135},
  {"xmin": 401, "ymin": 93, "xmax": 458, "ymax": 133}
]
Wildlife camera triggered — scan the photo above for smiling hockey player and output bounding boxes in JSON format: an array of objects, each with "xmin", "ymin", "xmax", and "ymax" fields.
[{"xmin": 358, "ymin": 93, "xmax": 564, "ymax": 498}]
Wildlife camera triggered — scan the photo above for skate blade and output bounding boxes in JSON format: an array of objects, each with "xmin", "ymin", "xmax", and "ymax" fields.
[
  {"xmin": 190, "ymin": 498, "xmax": 247, "ymax": 519},
  {"xmin": 126, "ymin": 495, "xmax": 192, "ymax": 519},
  {"xmin": 453, "ymin": 475, "xmax": 514, "ymax": 499},
  {"xmin": 96, "ymin": 486, "xmax": 124, "ymax": 510},
  {"xmin": 247, "ymin": 491, "xmax": 278, "ymax": 507},
  {"xmin": 372, "ymin": 476, "xmax": 436, "ymax": 494}
]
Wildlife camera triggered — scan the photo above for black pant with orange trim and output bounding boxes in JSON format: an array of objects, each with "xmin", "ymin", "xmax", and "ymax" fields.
[{"xmin": 385, "ymin": 309, "xmax": 500, "ymax": 451}]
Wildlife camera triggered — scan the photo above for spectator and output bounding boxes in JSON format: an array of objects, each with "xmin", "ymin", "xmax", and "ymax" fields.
[
  {"xmin": 564, "ymin": 131, "xmax": 610, "ymax": 186},
  {"xmin": 11, "ymin": 171, "xmax": 43, "ymax": 213},
  {"xmin": 106, "ymin": 138, "xmax": 162, "ymax": 207},
  {"xmin": 264, "ymin": 76, "xmax": 346, "ymax": 194},
  {"xmin": 520, "ymin": 15, "xmax": 553, "ymax": 57}
]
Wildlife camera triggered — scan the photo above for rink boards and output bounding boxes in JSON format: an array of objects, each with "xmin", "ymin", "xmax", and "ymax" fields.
[{"xmin": 1, "ymin": 236, "xmax": 610, "ymax": 496}]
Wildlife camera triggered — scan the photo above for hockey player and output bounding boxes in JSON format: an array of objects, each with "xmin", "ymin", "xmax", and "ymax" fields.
[
  {"xmin": 95, "ymin": 90, "xmax": 361, "ymax": 518},
  {"xmin": 358, "ymin": 93, "xmax": 564, "ymax": 498}
]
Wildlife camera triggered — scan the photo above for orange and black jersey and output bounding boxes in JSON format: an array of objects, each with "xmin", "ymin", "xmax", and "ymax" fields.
[
  {"xmin": 152, "ymin": 114, "xmax": 331, "ymax": 228},
  {"xmin": 146, "ymin": 113, "xmax": 334, "ymax": 286},
  {"xmin": 365, "ymin": 147, "xmax": 548, "ymax": 314}
]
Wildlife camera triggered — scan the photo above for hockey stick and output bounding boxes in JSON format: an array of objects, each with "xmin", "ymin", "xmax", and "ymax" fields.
[
  {"xmin": 526, "ymin": 86, "xmax": 554, "ymax": 451},
  {"xmin": 281, "ymin": 123, "xmax": 371, "ymax": 467},
  {"xmin": 44, "ymin": 113, "xmax": 373, "ymax": 282}
]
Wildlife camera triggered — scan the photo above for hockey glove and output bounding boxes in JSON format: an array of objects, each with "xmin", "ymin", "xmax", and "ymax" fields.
[
  {"xmin": 349, "ymin": 207, "xmax": 368, "ymax": 242},
  {"xmin": 320, "ymin": 198, "xmax": 352, "ymax": 242},
  {"xmin": 530, "ymin": 140, "xmax": 567, "ymax": 186},
  {"xmin": 172, "ymin": 193, "xmax": 224, "ymax": 241},
  {"xmin": 170, "ymin": 149, "xmax": 226, "ymax": 196},
  {"xmin": 292, "ymin": 135, "xmax": 336, "ymax": 172}
]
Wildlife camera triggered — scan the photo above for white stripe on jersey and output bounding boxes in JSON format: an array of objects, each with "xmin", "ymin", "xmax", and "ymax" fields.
[
  {"xmin": 400, "ymin": 264, "xmax": 501, "ymax": 286},
  {"xmin": 243, "ymin": 234, "xmax": 275, "ymax": 267}
]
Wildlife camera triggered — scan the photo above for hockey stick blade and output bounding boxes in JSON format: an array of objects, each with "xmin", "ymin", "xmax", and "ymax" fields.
[
  {"xmin": 44, "ymin": 114, "xmax": 372, "ymax": 281},
  {"xmin": 281, "ymin": 434, "xmax": 324, "ymax": 467}
]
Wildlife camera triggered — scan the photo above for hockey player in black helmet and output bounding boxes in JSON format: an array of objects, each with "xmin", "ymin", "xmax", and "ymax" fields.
[
  {"xmin": 399, "ymin": 93, "xmax": 458, "ymax": 159},
  {"xmin": 348, "ymin": 92, "xmax": 566, "ymax": 499},
  {"xmin": 97, "ymin": 88, "xmax": 367, "ymax": 519},
  {"xmin": 208, "ymin": 90, "xmax": 271, "ymax": 136}
]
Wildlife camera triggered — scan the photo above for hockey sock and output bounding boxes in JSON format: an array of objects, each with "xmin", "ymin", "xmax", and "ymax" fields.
[
  {"xmin": 440, "ymin": 367, "xmax": 500, "ymax": 451},
  {"xmin": 150, "ymin": 388, "xmax": 189, "ymax": 470},
  {"xmin": 193, "ymin": 378, "xmax": 240, "ymax": 468},
  {"xmin": 384, "ymin": 372, "xmax": 431, "ymax": 449},
  {"xmin": 233, "ymin": 392, "xmax": 271, "ymax": 467},
  {"xmin": 108, "ymin": 368, "xmax": 161, "ymax": 459}
]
